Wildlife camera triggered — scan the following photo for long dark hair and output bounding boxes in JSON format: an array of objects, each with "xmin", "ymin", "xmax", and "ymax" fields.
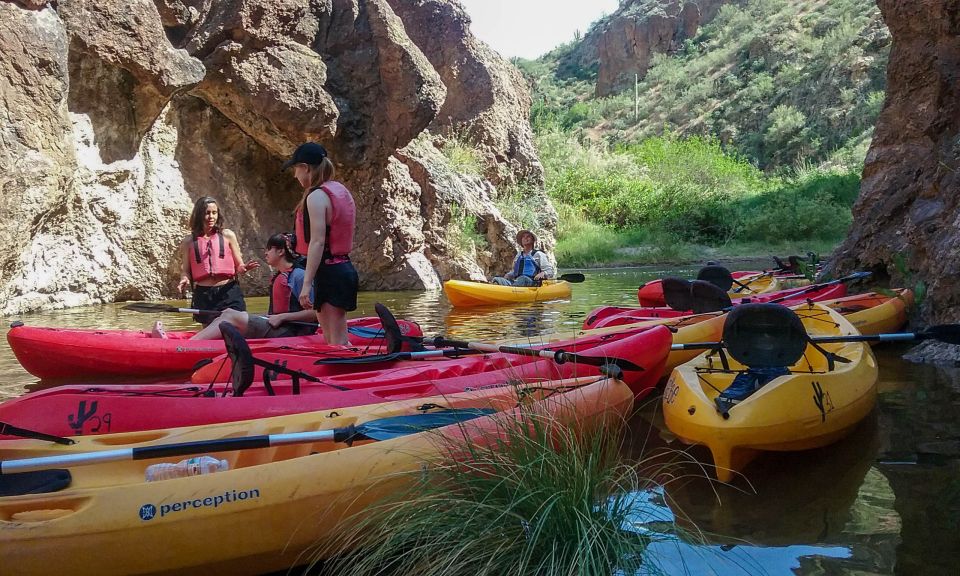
[
  {"xmin": 266, "ymin": 232, "xmax": 300, "ymax": 264},
  {"xmin": 189, "ymin": 196, "xmax": 223, "ymax": 237}
]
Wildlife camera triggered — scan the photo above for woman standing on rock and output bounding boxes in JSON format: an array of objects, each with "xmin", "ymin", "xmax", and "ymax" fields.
[
  {"xmin": 175, "ymin": 196, "xmax": 260, "ymax": 327},
  {"xmin": 283, "ymin": 142, "xmax": 358, "ymax": 345}
]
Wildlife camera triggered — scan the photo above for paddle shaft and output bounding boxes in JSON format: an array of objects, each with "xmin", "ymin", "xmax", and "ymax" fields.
[
  {"xmin": 430, "ymin": 337, "xmax": 643, "ymax": 371},
  {"xmin": 315, "ymin": 347, "xmax": 477, "ymax": 365},
  {"xmin": 670, "ymin": 330, "xmax": 933, "ymax": 351},
  {"xmin": 176, "ymin": 308, "xmax": 319, "ymax": 330},
  {"xmin": 767, "ymin": 271, "xmax": 872, "ymax": 304},
  {"xmin": 0, "ymin": 430, "xmax": 337, "ymax": 474}
]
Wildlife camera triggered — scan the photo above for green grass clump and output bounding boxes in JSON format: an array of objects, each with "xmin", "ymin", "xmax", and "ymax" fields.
[{"xmin": 314, "ymin": 401, "xmax": 671, "ymax": 576}]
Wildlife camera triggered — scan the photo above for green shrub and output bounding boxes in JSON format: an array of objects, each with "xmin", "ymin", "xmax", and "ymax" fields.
[{"xmin": 313, "ymin": 398, "xmax": 680, "ymax": 576}]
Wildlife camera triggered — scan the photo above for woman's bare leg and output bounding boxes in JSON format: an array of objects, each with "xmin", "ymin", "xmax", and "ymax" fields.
[
  {"xmin": 318, "ymin": 303, "xmax": 349, "ymax": 345},
  {"xmin": 189, "ymin": 309, "xmax": 250, "ymax": 340}
]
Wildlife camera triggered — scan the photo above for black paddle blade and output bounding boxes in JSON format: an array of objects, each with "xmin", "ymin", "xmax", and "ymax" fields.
[
  {"xmin": 374, "ymin": 303, "xmax": 403, "ymax": 354},
  {"xmin": 723, "ymin": 304, "xmax": 807, "ymax": 368},
  {"xmin": 315, "ymin": 352, "xmax": 407, "ymax": 365},
  {"xmin": 919, "ymin": 324, "xmax": 960, "ymax": 345},
  {"xmin": 122, "ymin": 302, "xmax": 177, "ymax": 313},
  {"xmin": 697, "ymin": 265, "xmax": 735, "ymax": 292},
  {"xmin": 220, "ymin": 323, "xmax": 255, "ymax": 397},
  {"xmin": 349, "ymin": 408, "xmax": 496, "ymax": 441},
  {"xmin": 558, "ymin": 273, "xmax": 586, "ymax": 283},
  {"xmin": 559, "ymin": 351, "xmax": 644, "ymax": 372}
]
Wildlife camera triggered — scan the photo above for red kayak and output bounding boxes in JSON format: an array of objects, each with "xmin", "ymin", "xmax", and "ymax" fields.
[
  {"xmin": 6, "ymin": 317, "xmax": 422, "ymax": 381},
  {"xmin": 587, "ymin": 283, "xmax": 847, "ymax": 330},
  {"xmin": 0, "ymin": 326, "xmax": 672, "ymax": 438},
  {"xmin": 638, "ymin": 270, "xmax": 762, "ymax": 306}
]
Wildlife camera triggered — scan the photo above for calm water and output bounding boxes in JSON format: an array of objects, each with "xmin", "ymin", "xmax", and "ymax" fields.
[{"xmin": 1, "ymin": 261, "xmax": 958, "ymax": 575}]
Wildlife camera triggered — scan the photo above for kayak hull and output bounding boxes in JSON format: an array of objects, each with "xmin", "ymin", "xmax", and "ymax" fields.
[
  {"xmin": 443, "ymin": 279, "xmax": 571, "ymax": 307},
  {"xmin": 0, "ymin": 326, "xmax": 671, "ymax": 437},
  {"xmin": 6, "ymin": 318, "xmax": 422, "ymax": 381},
  {"xmin": 662, "ymin": 302, "xmax": 878, "ymax": 483},
  {"xmin": 0, "ymin": 377, "xmax": 633, "ymax": 576}
]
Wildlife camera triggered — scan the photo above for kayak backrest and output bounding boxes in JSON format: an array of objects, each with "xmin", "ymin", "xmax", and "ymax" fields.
[
  {"xmin": 662, "ymin": 277, "xmax": 694, "ymax": 311},
  {"xmin": 722, "ymin": 303, "xmax": 807, "ymax": 368},
  {"xmin": 696, "ymin": 265, "xmax": 734, "ymax": 292},
  {"xmin": 220, "ymin": 323, "xmax": 255, "ymax": 397},
  {"xmin": 690, "ymin": 280, "xmax": 733, "ymax": 313},
  {"xmin": 374, "ymin": 303, "xmax": 404, "ymax": 354}
]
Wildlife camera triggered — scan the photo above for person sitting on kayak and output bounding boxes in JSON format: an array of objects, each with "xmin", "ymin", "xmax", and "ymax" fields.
[
  {"xmin": 177, "ymin": 196, "xmax": 260, "ymax": 324},
  {"xmin": 491, "ymin": 229, "xmax": 556, "ymax": 286},
  {"xmin": 184, "ymin": 233, "xmax": 318, "ymax": 340}
]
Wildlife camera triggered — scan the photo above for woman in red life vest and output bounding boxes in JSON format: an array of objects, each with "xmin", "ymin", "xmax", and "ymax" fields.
[
  {"xmin": 188, "ymin": 233, "xmax": 318, "ymax": 340},
  {"xmin": 177, "ymin": 196, "xmax": 260, "ymax": 325},
  {"xmin": 282, "ymin": 143, "xmax": 359, "ymax": 345}
]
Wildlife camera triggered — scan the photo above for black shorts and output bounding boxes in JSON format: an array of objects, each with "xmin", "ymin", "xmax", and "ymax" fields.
[
  {"xmin": 245, "ymin": 315, "xmax": 315, "ymax": 339},
  {"xmin": 191, "ymin": 281, "xmax": 246, "ymax": 325},
  {"xmin": 313, "ymin": 261, "xmax": 359, "ymax": 312}
]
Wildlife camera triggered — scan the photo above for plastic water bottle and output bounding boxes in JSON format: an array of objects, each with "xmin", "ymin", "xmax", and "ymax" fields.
[{"xmin": 144, "ymin": 456, "xmax": 229, "ymax": 482}]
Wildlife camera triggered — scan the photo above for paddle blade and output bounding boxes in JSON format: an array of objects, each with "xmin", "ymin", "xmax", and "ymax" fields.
[
  {"xmin": 919, "ymin": 324, "xmax": 960, "ymax": 345},
  {"xmin": 558, "ymin": 273, "xmax": 585, "ymax": 283},
  {"xmin": 315, "ymin": 352, "xmax": 407, "ymax": 365},
  {"xmin": 352, "ymin": 409, "xmax": 496, "ymax": 441},
  {"xmin": 122, "ymin": 302, "xmax": 177, "ymax": 313}
]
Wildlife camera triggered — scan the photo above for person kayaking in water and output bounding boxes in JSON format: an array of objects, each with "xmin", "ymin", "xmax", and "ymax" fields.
[
  {"xmin": 153, "ymin": 196, "xmax": 259, "ymax": 337},
  {"xmin": 185, "ymin": 233, "xmax": 318, "ymax": 340},
  {"xmin": 284, "ymin": 142, "xmax": 359, "ymax": 345},
  {"xmin": 491, "ymin": 229, "xmax": 556, "ymax": 287}
]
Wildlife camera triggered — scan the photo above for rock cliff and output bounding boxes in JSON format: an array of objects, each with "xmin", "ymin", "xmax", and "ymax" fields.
[
  {"xmin": 0, "ymin": 0, "xmax": 548, "ymax": 314},
  {"xmin": 831, "ymin": 0, "xmax": 960, "ymax": 325},
  {"xmin": 578, "ymin": 0, "xmax": 729, "ymax": 97}
]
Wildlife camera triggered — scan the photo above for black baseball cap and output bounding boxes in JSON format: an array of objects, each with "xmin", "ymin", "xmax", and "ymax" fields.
[{"xmin": 281, "ymin": 142, "xmax": 328, "ymax": 169}]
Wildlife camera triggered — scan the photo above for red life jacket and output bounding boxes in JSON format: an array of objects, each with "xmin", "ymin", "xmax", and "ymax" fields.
[
  {"xmin": 267, "ymin": 267, "xmax": 305, "ymax": 315},
  {"xmin": 295, "ymin": 181, "xmax": 356, "ymax": 262},
  {"xmin": 189, "ymin": 232, "xmax": 236, "ymax": 282}
]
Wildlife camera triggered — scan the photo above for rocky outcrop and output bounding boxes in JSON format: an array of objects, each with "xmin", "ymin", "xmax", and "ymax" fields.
[
  {"xmin": 0, "ymin": 0, "xmax": 546, "ymax": 314},
  {"xmin": 830, "ymin": 0, "xmax": 960, "ymax": 325},
  {"xmin": 578, "ymin": 0, "xmax": 729, "ymax": 97}
]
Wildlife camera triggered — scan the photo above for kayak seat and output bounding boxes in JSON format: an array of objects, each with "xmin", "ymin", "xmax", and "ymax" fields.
[
  {"xmin": 662, "ymin": 277, "xmax": 694, "ymax": 311},
  {"xmin": 0, "ymin": 469, "xmax": 71, "ymax": 497},
  {"xmin": 690, "ymin": 280, "xmax": 733, "ymax": 313},
  {"xmin": 221, "ymin": 324, "xmax": 338, "ymax": 397},
  {"xmin": 697, "ymin": 265, "xmax": 735, "ymax": 292},
  {"xmin": 723, "ymin": 303, "xmax": 808, "ymax": 369},
  {"xmin": 715, "ymin": 304, "xmax": 809, "ymax": 416}
]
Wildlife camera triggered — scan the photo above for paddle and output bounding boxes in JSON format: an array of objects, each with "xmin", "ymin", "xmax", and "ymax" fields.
[
  {"xmin": 316, "ymin": 347, "xmax": 478, "ymax": 365},
  {"xmin": 0, "ymin": 409, "xmax": 494, "ymax": 475},
  {"xmin": 668, "ymin": 324, "xmax": 960, "ymax": 351},
  {"xmin": 428, "ymin": 336, "xmax": 644, "ymax": 371},
  {"xmin": 765, "ymin": 271, "xmax": 872, "ymax": 304},
  {"xmin": 122, "ymin": 302, "xmax": 320, "ymax": 330},
  {"xmin": 369, "ymin": 303, "xmax": 643, "ymax": 371}
]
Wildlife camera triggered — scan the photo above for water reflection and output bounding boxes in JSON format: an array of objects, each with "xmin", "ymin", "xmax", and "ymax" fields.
[{"xmin": 623, "ymin": 486, "xmax": 854, "ymax": 575}]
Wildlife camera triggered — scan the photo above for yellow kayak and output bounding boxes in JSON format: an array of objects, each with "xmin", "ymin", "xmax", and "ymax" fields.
[
  {"xmin": 0, "ymin": 376, "xmax": 631, "ymax": 576},
  {"xmin": 443, "ymin": 279, "xmax": 572, "ymax": 307},
  {"xmin": 822, "ymin": 288, "xmax": 913, "ymax": 336},
  {"xmin": 662, "ymin": 302, "xmax": 878, "ymax": 483}
]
